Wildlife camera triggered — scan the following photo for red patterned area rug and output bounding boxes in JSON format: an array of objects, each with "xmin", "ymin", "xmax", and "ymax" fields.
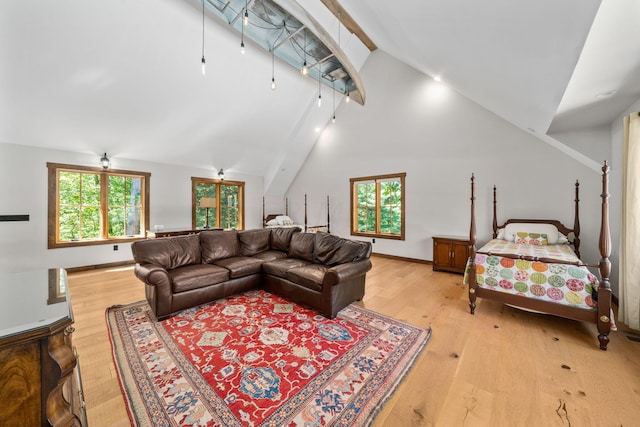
[{"xmin": 106, "ymin": 290, "xmax": 431, "ymax": 426}]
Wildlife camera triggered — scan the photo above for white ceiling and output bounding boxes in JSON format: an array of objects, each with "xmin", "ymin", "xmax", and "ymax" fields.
[{"xmin": 2, "ymin": 0, "xmax": 639, "ymax": 194}]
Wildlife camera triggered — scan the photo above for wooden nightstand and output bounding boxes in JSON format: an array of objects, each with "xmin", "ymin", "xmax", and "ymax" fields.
[{"xmin": 432, "ymin": 235, "xmax": 471, "ymax": 274}]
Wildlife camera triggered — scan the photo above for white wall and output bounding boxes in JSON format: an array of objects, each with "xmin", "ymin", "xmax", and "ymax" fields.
[
  {"xmin": 0, "ymin": 143, "xmax": 264, "ymax": 272},
  {"xmin": 287, "ymin": 50, "xmax": 611, "ymax": 283},
  {"xmin": 549, "ymin": 126, "xmax": 611, "ymax": 164}
]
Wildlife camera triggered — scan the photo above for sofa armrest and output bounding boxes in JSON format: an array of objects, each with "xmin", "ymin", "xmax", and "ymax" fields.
[
  {"xmin": 323, "ymin": 259, "xmax": 372, "ymax": 287},
  {"xmin": 134, "ymin": 262, "xmax": 171, "ymax": 289}
]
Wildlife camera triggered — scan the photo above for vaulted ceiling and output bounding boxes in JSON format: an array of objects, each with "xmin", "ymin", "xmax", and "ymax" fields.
[{"xmin": 2, "ymin": 0, "xmax": 639, "ymax": 194}]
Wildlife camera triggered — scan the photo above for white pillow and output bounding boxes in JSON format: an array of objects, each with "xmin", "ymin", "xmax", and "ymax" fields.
[
  {"xmin": 496, "ymin": 228, "xmax": 505, "ymax": 240},
  {"xmin": 557, "ymin": 232, "xmax": 570, "ymax": 244},
  {"xmin": 266, "ymin": 219, "xmax": 278, "ymax": 226},
  {"xmin": 504, "ymin": 223, "xmax": 559, "ymax": 244},
  {"xmin": 275, "ymin": 215, "xmax": 293, "ymax": 225}
]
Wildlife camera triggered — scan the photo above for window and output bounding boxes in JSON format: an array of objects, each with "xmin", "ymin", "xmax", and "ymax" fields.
[
  {"xmin": 192, "ymin": 177, "xmax": 244, "ymax": 230},
  {"xmin": 47, "ymin": 163, "xmax": 150, "ymax": 248},
  {"xmin": 350, "ymin": 173, "xmax": 405, "ymax": 240}
]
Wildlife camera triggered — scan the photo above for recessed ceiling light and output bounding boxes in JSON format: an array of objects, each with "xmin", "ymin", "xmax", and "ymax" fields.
[
  {"xmin": 595, "ymin": 90, "xmax": 617, "ymax": 99},
  {"xmin": 433, "ymin": 75, "xmax": 442, "ymax": 82},
  {"xmin": 314, "ymin": 127, "xmax": 322, "ymax": 133}
]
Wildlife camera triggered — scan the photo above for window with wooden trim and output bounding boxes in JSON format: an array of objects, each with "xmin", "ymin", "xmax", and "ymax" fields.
[
  {"xmin": 350, "ymin": 173, "xmax": 406, "ymax": 240},
  {"xmin": 192, "ymin": 177, "xmax": 245, "ymax": 230},
  {"xmin": 47, "ymin": 163, "xmax": 150, "ymax": 248}
]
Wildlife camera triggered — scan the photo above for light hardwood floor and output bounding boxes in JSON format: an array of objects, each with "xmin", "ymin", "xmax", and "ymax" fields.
[{"xmin": 67, "ymin": 256, "xmax": 640, "ymax": 426}]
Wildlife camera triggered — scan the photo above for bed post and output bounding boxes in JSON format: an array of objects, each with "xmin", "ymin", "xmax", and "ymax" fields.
[
  {"xmin": 262, "ymin": 196, "xmax": 265, "ymax": 227},
  {"xmin": 597, "ymin": 161, "xmax": 612, "ymax": 350},
  {"xmin": 469, "ymin": 174, "xmax": 477, "ymax": 314},
  {"xmin": 327, "ymin": 195, "xmax": 330, "ymax": 234},
  {"xmin": 492, "ymin": 185, "xmax": 498, "ymax": 238},
  {"xmin": 304, "ymin": 194, "xmax": 308, "ymax": 233},
  {"xmin": 573, "ymin": 180, "xmax": 581, "ymax": 258}
]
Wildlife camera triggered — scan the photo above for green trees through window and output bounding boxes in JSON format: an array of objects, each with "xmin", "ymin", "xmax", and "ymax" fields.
[
  {"xmin": 350, "ymin": 173, "xmax": 405, "ymax": 240},
  {"xmin": 48, "ymin": 163, "xmax": 149, "ymax": 248},
  {"xmin": 192, "ymin": 177, "xmax": 244, "ymax": 230}
]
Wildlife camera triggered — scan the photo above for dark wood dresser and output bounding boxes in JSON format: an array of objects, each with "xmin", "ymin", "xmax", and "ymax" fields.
[
  {"xmin": 432, "ymin": 235, "xmax": 471, "ymax": 274},
  {"xmin": 146, "ymin": 227, "xmax": 221, "ymax": 238},
  {"xmin": 0, "ymin": 268, "xmax": 86, "ymax": 426}
]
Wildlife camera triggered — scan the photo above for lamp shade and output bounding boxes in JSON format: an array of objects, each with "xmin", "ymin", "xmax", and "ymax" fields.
[{"xmin": 199, "ymin": 197, "xmax": 217, "ymax": 208}]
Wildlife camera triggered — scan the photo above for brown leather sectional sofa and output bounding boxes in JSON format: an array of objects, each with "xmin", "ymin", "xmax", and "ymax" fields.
[{"xmin": 131, "ymin": 227, "xmax": 372, "ymax": 320}]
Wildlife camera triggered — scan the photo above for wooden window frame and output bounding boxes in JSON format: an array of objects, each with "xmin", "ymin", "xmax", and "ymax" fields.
[
  {"xmin": 350, "ymin": 172, "xmax": 406, "ymax": 240},
  {"xmin": 191, "ymin": 177, "xmax": 245, "ymax": 230},
  {"xmin": 47, "ymin": 162, "xmax": 150, "ymax": 249}
]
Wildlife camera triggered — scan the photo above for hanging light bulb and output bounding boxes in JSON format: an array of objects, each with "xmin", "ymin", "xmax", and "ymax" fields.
[
  {"xmin": 317, "ymin": 67, "xmax": 322, "ymax": 107},
  {"xmin": 240, "ymin": 16, "xmax": 246, "ymax": 54},
  {"xmin": 300, "ymin": 29, "xmax": 308, "ymax": 76},
  {"xmin": 271, "ymin": 51, "xmax": 276, "ymax": 90},
  {"xmin": 201, "ymin": 0, "xmax": 206, "ymax": 76},
  {"xmin": 346, "ymin": 91, "xmax": 350, "ymax": 103},
  {"xmin": 332, "ymin": 80, "xmax": 336, "ymax": 122},
  {"xmin": 243, "ymin": 3, "xmax": 249, "ymax": 26}
]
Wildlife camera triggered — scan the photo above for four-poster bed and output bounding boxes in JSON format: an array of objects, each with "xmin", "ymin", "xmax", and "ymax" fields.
[
  {"xmin": 466, "ymin": 161, "xmax": 613, "ymax": 350},
  {"xmin": 262, "ymin": 194, "xmax": 330, "ymax": 233}
]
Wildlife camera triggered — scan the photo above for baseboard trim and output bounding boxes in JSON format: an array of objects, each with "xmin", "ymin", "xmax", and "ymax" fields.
[
  {"xmin": 371, "ymin": 252, "xmax": 431, "ymax": 265},
  {"xmin": 66, "ymin": 260, "xmax": 135, "ymax": 273}
]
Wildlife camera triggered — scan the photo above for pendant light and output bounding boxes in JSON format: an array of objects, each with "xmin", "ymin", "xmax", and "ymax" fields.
[
  {"xmin": 243, "ymin": 1, "xmax": 249, "ymax": 26},
  {"xmin": 300, "ymin": 30, "xmax": 308, "ymax": 76},
  {"xmin": 317, "ymin": 65, "xmax": 322, "ymax": 107},
  {"xmin": 271, "ymin": 51, "xmax": 277, "ymax": 90},
  {"xmin": 346, "ymin": 91, "xmax": 350, "ymax": 103},
  {"xmin": 201, "ymin": 0, "xmax": 206, "ymax": 75},
  {"xmin": 100, "ymin": 153, "xmax": 111, "ymax": 169},
  {"xmin": 332, "ymin": 81, "xmax": 336, "ymax": 123},
  {"xmin": 240, "ymin": 6, "xmax": 246, "ymax": 55}
]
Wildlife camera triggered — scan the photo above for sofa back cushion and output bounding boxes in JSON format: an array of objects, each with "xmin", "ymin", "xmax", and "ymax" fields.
[
  {"xmin": 313, "ymin": 233, "xmax": 342, "ymax": 264},
  {"xmin": 313, "ymin": 233, "xmax": 372, "ymax": 266},
  {"xmin": 270, "ymin": 226, "xmax": 301, "ymax": 252},
  {"xmin": 288, "ymin": 232, "xmax": 315, "ymax": 262},
  {"xmin": 200, "ymin": 230, "xmax": 238, "ymax": 263},
  {"xmin": 238, "ymin": 228, "xmax": 271, "ymax": 256},
  {"xmin": 340, "ymin": 239, "xmax": 372, "ymax": 262},
  {"xmin": 131, "ymin": 234, "xmax": 201, "ymax": 269}
]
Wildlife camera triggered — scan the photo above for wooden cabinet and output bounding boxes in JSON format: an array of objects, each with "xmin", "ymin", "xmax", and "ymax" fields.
[
  {"xmin": 0, "ymin": 269, "xmax": 86, "ymax": 426},
  {"xmin": 432, "ymin": 235, "xmax": 470, "ymax": 274},
  {"xmin": 147, "ymin": 227, "xmax": 221, "ymax": 238}
]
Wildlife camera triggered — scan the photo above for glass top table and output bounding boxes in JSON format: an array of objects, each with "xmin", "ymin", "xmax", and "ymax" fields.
[{"xmin": 0, "ymin": 268, "xmax": 72, "ymax": 340}]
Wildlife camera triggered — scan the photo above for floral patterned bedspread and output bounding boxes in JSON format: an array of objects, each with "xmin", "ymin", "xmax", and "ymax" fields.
[{"xmin": 466, "ymin": 239, "xmax": 598, "ymax": 310}]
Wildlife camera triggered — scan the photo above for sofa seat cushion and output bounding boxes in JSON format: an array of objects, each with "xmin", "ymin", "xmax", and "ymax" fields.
[
  {"xmin": 263, "ymin": 258, "xmax": 311, "ymax": 279},
  {"xmin": 286, "ymin": 264, "xmax": 329, "ymax": 292},
  {"xmin": 171, "ymin": 264, "xmax": 229, "ymax": 293},
  {"xmin": 213, "ymin": 256, "xmax": 264, "ymax": 279},
  {"xmin": 252, "ymin": 250, "xmax": 288, "ymax": 262}
]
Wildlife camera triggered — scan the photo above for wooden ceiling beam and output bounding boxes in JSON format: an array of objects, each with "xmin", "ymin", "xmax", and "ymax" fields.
[{"xmin": 319, "ymin": 0, "xmax": 377, "ymax": 51}]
